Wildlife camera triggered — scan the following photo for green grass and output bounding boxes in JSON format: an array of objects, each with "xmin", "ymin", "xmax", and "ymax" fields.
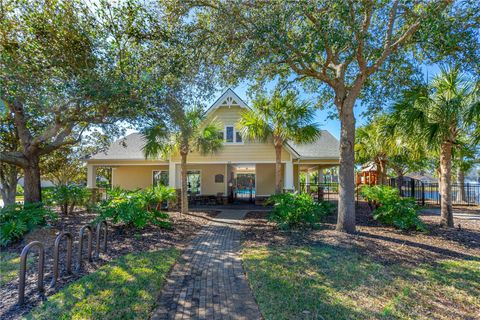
[
  {"xmin": 242, "ymin": 246, "xmax": 480, "ymax": 320},
  {"xmin": 28, "ymin": 249, "xmax": 179, "ymax": 320},
  {"xmin": 0, "ymin": 251, "xmax": 32, "ymax": 285}
]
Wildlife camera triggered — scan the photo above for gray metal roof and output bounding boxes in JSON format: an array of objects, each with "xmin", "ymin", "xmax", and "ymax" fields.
[
  {"xmin": 288, "ymin": 130, "xmax": 339, "ymax": 159},
  {"xmin": 90, "ymin": 133, "xmax": 154, "ymax": 160},
  {"xmin": 90, "ymin": 130, "xmax": 339, "ymax": 161}
]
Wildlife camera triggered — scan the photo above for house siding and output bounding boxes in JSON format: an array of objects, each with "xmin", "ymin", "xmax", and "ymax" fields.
[
  {"xmin": 171, "ymin": 106, "xmax": 291, "ymax": 163},
  {"xmin": 112, "ymin": 165, "xmax": 169, "ymax": 190}
]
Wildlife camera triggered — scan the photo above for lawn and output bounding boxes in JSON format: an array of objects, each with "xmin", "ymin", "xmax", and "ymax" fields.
[
  {"xmin": 0, "ymin": 252, "xmax": 31, "ymax": 286},
  {"xmin": 242, "ymin": 245, "xmax": 480, "ymax": 320},
  {"xmin": 28, "ymin": 249, "xmax": 179, "ymax": 320}
]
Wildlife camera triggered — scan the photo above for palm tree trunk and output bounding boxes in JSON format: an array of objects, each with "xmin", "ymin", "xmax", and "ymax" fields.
[
  {"xmin": 394, "ymin": 168, "xmax": 404, "ymax": 196},
  {"xmin": 180, "ymin": 151, "xmax": 188, "ymax": 214},
  {"xmin": 439, "ymin": 142, "xmax": 454, "ymax": 227},
  {"xmin": 336, "ymin": 101, "xmax": 356, "ymax": 233},
  {"xmin": 378, "ymin": 160, "xmax": 387, "ymax": 185},
  {"xmin": 274, "ymin": 143, "xmax": 282, "ymax": 194}
]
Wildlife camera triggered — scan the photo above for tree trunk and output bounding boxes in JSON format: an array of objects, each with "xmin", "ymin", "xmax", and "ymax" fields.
[
  {"xmin": 0, "ymin": 163, "xmax": 19, "ymax": 206},
  {"xmin": 394, "ymin": 169, "xmax": 404, "ymax": 197},
  {"xmin": 439, "ymin": 142, "xmax": 454, "ymax": 227},
  {"xmin": 378, "ymin": 160, "xmax": 387, "ymax": 185},
  {"xmin": 180, "ymin": 152, "xmax": 188, "ymax": 214},
  {"xmin": 23, "ymin": 155, "xmax": 42, "ymax": 203},
  {"xmin": 457, "ymin": 167, "xmax": 466, "ymax": 203},
  {"xmin": 274, "ymin": 143, "xmax": 282, "ymax": 194},
  {"xmin": 336, "ymin": 101, "xmax": 356, "ymax": 233}
]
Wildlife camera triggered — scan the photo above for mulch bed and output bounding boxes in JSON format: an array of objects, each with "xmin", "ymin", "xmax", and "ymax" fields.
[
  {"xmin": 242, "ymin": 202, "xmax": 480, "ymax": 266},
  {"xmin": 0, "ymin": 209, "xmax": 218, "ymax": 320}
]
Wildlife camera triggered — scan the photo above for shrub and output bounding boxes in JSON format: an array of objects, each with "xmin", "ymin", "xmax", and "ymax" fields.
[
  {"xmin": 52, "ymin": 185, "xmax": 91, "ymax": 214},
  {"xmin": 0, "ymin": 203, "xmax": 57, "ymax": 246},
  {"xmin": 361, "ymin": 185, "xmax": 425, "ymax": 231},
  {"xmin": 266, "ymin": 192, "xmax": 333, "ymax": 229},
  {"xmin": 97, "ymin": 187, "xmax": 173, "ymax": 229},
  {"xmin": 16, "ymin": 184, "xmax": 24, "ymax": 196}
]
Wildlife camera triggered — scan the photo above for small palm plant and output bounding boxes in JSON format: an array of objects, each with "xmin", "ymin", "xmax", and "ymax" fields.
[
  {"xmin": 237, "ymin": 91, "xmax": 320, "ymax": 194},
  {"xmin": 392, "ymin": 67, "xmax": 479, "ymax": 227},
  {"xmin": 142, "ymin": 105, "xmax": 223, "ymax": 214}
]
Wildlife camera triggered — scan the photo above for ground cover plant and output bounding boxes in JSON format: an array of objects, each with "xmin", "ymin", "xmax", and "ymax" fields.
[
  {"xmin": 97, "ymin": 186, "xmax": 175, "ymax": 229},
  {"xmin": 0, "ymin": 252, "xmax": 31, "ymax": 286},
  {"xmin": 266, "ymin": 192, "xmax": 333, "ymax": 229},
  {"xmin": 51, "ymin": 185, "xmax": 91, "ymax": 215},
  {"xmin": 0, "ymin": 203, "xmax": 57, "ymax": 246},
  {"xmin": 28, "ymin": 249, "xmax": 179, "ymax": 320},
  {"xmin": 242, "ymin": 245, "xmax": 480, "ymax": 320},
  {"xmin": 361, "ymin": 185, "xmax": 425, "ymax": 231}
]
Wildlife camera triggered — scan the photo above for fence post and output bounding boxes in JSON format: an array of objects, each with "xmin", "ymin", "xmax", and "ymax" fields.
[
  {"xmin": 466, "ymin": 183, "xmax": 470, "ymax": 206},
  {"xmin": 410, "ymin": 179, "xmax": 415, "ymax": 198},
  {"xmin": 421, "ymin": 182, "xmax": 425, "ymax": 206}
]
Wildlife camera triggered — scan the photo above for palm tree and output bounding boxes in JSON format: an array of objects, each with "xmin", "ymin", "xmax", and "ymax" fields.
[
  {"xmin": 142, "ymin": 105, "xmax": 223, "ymax": 214},
  {"xmin": 237, "ymin": 91, "xmax": 320, "ymax": 194},
  {"xmin": 392, "ymin": 67, "xmax": 479, "ymax": 227}
]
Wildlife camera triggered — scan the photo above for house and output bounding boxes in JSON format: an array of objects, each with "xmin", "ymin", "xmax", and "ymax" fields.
[{"xmin": 85, "ymin": 89, "xmax": 340, "ymax": 202}]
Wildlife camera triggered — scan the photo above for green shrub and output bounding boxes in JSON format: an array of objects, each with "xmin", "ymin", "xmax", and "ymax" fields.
[
  {"xmin": 52, "ymin": 185, "xmax": 91, "ymax": 214},
  {"xmin": 266, "ymin": 192, "xmax": 333, "ymax": 229},
  {"xmin": 16, "ymin": 184, "xmax": 24, "ymax": 196},
  {"xmin": 97, "ymin": 187, "xmax": 173, "ymax": 229},
  {"xmin": 0, "ymin": 203, "xmax": 57, "ymax": 246},
  {"xmin": 361, "ymin": 185, "xmax": 425, "ymax": 231}
]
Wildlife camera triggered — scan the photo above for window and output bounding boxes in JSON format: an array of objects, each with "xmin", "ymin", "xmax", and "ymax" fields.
[
  {"xmin": 153, "ymin": 170, "xmax": 169, "ymax": 187},
  {"xmin": 187, "ymin": 170, "xmax": 201, "ymax": 194},
  {"xmin": 235, "ymin": 131, "xmax": 243, "ymax": 143},
  {"xmin": 226, "ymin": 126, "xmax": 234, "ymax": 142}
]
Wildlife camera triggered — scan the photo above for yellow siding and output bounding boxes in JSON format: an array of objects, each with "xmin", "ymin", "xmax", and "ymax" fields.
[
  {"xmin": 175, "ymin": 164, "xmax": 226, "ymax": 195},
  {"xmin": 171, "ymin": 106, "xmax": 291, "ymax": 162},
  {"xmin": 256, "ymin": 163, "xmax": 284, "ymax": 195},
  {"xmin": 112, "ymin": 165, "xmax": 168, "ymax": 190}
]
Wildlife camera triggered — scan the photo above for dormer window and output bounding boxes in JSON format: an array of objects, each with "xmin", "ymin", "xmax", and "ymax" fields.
[{"xmin": 224, "ymin": 126, "xmax": 242, "ymax": 143}]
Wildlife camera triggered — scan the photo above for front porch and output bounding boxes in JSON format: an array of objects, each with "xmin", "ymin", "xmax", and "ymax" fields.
[{"xmin": 86, "ymin": 161, "xmax": 339, "ymax": 204}]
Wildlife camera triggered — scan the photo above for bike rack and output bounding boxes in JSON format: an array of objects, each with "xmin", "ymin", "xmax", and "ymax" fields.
[
  {"xmin": 75, "ymin": 225, "xmax": 93, "ymax": 272},
  {"xmin": 50, "ymin": 231, "xmax": 73, "ymax": 287},
  {"xmin": 18, "ymin": 241, "xmax": 45, "ymax": 305},
  {"xmin": 95, "ymin": 221, "xmax": 107, "ymax": 259}
]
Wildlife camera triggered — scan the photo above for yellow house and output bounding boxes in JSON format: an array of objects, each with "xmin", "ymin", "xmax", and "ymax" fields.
[{"xmin": 85, "ymin": 89, "xmax": 339, "ymax": 202}]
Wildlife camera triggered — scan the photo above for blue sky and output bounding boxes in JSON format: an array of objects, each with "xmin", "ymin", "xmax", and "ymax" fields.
[{"xmin": 206, "ymin": 64, "xmax": 441, "ymax": 140}]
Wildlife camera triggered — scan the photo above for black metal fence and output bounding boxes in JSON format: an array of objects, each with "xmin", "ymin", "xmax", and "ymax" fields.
[
  {"xmin": 389, "ymin": 178, "xmax": 480, "ymax": 206},
  {"xmin": 300, "ymin": 179, "xmax": 480, "ymax": 207},
  {"xmin": 299, "ymin": 183, "xmax": 339, "ymax": 201}
]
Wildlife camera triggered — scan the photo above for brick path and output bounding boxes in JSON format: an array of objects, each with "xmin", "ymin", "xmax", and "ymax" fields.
[{"xmin": 151, "ymin": 210, "xmax": 262, "ymax": 320}]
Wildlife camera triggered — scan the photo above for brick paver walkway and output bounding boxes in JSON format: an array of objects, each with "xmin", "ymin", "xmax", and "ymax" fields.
[{"xmin": 151, "ymin": 210, "xmax": 262, "ymax": 320}]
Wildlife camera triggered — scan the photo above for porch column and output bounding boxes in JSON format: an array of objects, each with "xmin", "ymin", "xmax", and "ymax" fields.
[
  {"xmin": 168, "ymin": 162, "xmax": 176, "ymax": 189},
  {"xmin": 284, "ymin": 161, "xmax": 294, "ymax": 191},
  {"xmin": 305, "ymin": 170, "xmax": 311, "ymax": 193},
  {"xmin": 87, "ymin": 165, "xmax": 97, "ymax": 188},
  {"xmin": 318, "ymin": 167, "xmax": 324, "ymax": 184}
]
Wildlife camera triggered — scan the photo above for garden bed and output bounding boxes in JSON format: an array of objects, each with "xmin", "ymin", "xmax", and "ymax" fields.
[
  {"xmin": 241, "ymin": 202, "xmax": 480, "ymax": 319},
  {"xmin": 0, "ymin": 209, "xmax": 218, "ymax": 320}
]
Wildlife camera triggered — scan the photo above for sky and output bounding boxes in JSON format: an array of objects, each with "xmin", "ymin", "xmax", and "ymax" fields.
[
  {"xmin": 204, "ymin": 64, "xmax": 442, "ymax": 140},
  {"xmin": 125, "ymin": 64, "xmax": 442, "ymax": 140}
]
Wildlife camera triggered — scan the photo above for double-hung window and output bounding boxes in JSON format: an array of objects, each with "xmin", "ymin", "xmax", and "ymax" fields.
[{"xmin": 225, "ymin": 126, "xmax": 242, "ymax": 143}]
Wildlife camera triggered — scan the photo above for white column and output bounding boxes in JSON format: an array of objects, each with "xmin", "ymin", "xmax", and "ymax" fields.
[
  {"xmin": 87, "ymin": 165, "xmax": 97, "ymax": 188},
  {"xmin": 284, "ymin": 161, "xmax": 294, "ymax": 191},
  {"xmin": 318, "ymin": 167, "xmax": 324, "ymax": 184},
  {"xmin": 305, "ymin": 171, "xmax": 311, "ymax": 184},
  {"xmin": 168, "ymin": 162, "xmax": 176, "ymax": 189}
]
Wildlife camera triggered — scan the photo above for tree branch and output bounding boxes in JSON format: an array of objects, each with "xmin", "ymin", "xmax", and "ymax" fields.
[{"xmin": 0, "ymin": 151, "xmax": 28, "ymax": 167}]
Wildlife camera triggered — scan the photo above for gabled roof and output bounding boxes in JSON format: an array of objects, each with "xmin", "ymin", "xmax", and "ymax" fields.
[
  {"xmin": 204, "ymin": 88, "xmax": 249, "ymax": 118},
  {"xmin": 88, "ymin": 89, "xmax": 340, "ymax": 161},
  {"xmin": 89, "ymin": 133, "xmax": 158, "ymax": 160},
  {"xmin": 289, "ymin": 130, "xmax": 339, "ymax": 160}
]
